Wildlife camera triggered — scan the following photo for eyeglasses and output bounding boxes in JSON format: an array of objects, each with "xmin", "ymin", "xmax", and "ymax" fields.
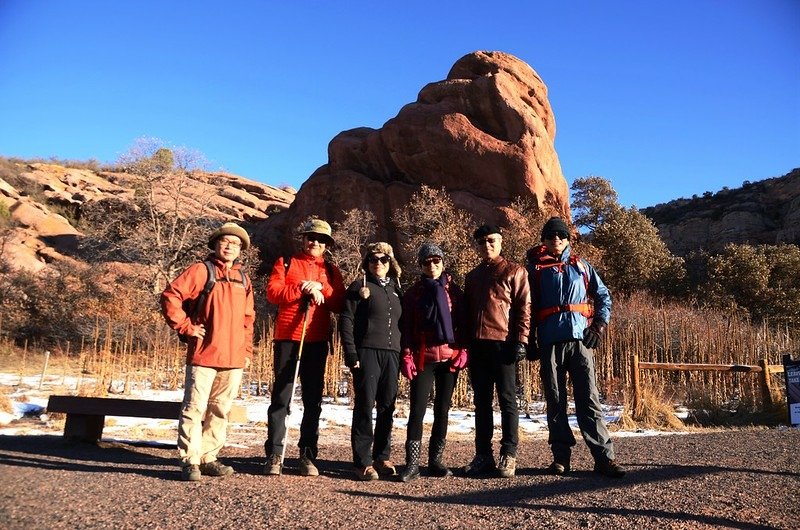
[
  {"xmin": 422, "ymin": 257, "xmax": 442, "ymax": 266},
  {"xmin": 544, "ymin": 230, "xmax": 569, "ymax": 241},
  {"xmin": 218, "ymin": 238, "xmax": 241, "ymax": 248},
  {"xmin": 477, "ymin": 237, "xmax": 501, "ymax": 246},
  {"xmin": 368, "ymin": 255, "xmax": 390, "ymax": 265},
  {"xmin": 305, "ymin": 234, "xmax": 327, "ymax": 244}
]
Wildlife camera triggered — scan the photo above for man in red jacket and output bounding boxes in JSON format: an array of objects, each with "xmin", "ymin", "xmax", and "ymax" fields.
[
  {"xmin": 265, "ymin": 218, "xmax": 345, "ymax": 476},
  {"xmin": 162, "ymin": 222, "xmax": 255, "ymax": 482}
]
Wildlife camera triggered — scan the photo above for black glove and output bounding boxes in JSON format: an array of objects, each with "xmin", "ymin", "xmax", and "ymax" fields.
[
  {"xmin": 344, "ymin": 350, "xmax": 359, "ymax": 369},
  {"xmin": 512, "ymin": 342, "xmax": 527, "ymax": 362},
  {"xmin": 582, "ymin": 321, "xmax": 607, "ymax": 349},
  {"xmin": 526, "ymin": 338, "xmax": 540, "ymax": 361}
]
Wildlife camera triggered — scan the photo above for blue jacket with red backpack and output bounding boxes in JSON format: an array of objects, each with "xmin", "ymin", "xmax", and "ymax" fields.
[{"xmin": 526, "ymin": 244, "xmax": 611, "ymax": 348}]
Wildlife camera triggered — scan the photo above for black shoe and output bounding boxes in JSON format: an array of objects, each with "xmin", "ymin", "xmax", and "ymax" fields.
[
  {"xmin": 594, "ymin": 459, "xmax": 625, "ymax": 478},
  {"xmin": 199, "ymin": 460, "xmax": 234, "ymax": 477},
  {"xmin": 462, "ymin": 454, "xmax": 496, "ymax": 477}
]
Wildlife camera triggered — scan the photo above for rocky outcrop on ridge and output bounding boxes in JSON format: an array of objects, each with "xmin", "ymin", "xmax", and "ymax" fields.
[
  {"xmin": 0, "ymin": 162, "xmax": 294, "ymax": 273},
  {"xmin": 642, "ymin": 168, "xmax": 800, "ymax": 255},
  {"xmin": 261, "ymin": 51, "xmax": 571, "ymax": 251}
]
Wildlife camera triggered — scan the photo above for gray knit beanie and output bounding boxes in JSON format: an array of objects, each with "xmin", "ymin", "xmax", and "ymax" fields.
[{"xmin": 417, "ymin": 242, "xmax": 444, "ymax": 264}]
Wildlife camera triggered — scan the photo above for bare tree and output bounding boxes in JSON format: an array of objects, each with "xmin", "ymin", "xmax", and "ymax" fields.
[
  {"xmin": 392, "ymin": 185, "xmax": 477, "ymax": 284},
  {"xmin": 332, "ymin": 209, "xmax": 376, "ymax": 285},
  {"xmin": 82, "ymin": 137, "xmax": 220, "ymax": 294},
  {"xmin": 501, "ymin": 196, "xmax": 549, "ymax": 265}
]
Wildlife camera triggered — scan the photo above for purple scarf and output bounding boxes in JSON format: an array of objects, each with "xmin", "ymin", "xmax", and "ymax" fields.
[{"xmin": 419, "ymin": 274, "xmax": 455, "ymax": 344}]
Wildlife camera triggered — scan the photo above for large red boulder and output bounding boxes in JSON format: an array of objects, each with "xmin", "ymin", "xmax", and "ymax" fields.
[{"xmin": 265, "ymin": 51, "xmax": 570, "ymax": 250}]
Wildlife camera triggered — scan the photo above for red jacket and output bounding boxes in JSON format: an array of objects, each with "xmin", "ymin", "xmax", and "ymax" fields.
[
  {"xmin": 267, "ymin": 252, "xmax": 345, "ymax": 342},
  {"xmin": 161, "ymin": 255, "xmax": 255, "ymax": 368}
]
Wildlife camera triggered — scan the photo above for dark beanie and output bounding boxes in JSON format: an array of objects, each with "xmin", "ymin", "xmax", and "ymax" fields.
[
  {"xmin": 417, "ymin": 242, "xmax": 444, "ymax": 263},
  {"xmin": 473, "ymin": 224, "xmax": 502, "ymax": 240},
  {"xmin": 541, "ymin": 217, "xmax": 570, "ymax": 239}
]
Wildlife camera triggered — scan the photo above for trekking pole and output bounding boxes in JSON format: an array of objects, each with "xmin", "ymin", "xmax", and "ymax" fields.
[{"xmin": 280, "ymin": 296, "xmax": 311, "ymax": 468}]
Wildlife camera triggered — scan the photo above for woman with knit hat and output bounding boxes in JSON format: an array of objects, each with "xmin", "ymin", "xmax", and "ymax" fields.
[
  {"xmin": 397, "ymin": 243, "xmax": 467, "ymax": 482},
  {"xmin": 340, "ymin": 242, "xmax": 403, "ymax": 481}
]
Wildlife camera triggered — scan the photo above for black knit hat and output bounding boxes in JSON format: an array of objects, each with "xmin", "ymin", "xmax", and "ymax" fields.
[
  {"xmin": 541, "ymin": 217, "xmax": 570, "ymax": 239},
  {"xmin": 473, "ymin": 224, "xmax": 502, "ymax": 240}
]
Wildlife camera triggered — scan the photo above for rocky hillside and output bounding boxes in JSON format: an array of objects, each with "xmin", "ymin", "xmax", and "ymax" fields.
[
  {"xmin": 0, "ymin": 160, "xmax": 294, "ymax": 273},
  {"xmin": 642, "ymin": 168, "xmax": 800, "ymax": 255}
]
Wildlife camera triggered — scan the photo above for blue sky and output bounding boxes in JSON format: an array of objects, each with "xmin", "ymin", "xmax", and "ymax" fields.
[{"xmin": 0, "ymin": 1, "xmax": 797, "ymax": 209}]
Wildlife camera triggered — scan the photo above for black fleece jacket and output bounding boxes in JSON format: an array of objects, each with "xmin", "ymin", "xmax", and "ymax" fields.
[{"xmin": 339, "ymin": 275, "xmax": 403, "ymax": 367}]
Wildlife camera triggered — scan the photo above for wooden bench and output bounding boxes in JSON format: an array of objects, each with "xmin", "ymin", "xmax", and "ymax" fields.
[{"xmin": 46, "ymin": 395, "xmax": 247, "ymax": 443}]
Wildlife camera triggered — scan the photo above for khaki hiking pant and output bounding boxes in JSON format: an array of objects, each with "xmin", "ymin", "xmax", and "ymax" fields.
[{"xmin": 178, "ymin": 365, "xmax": 243, "ymax": 466}]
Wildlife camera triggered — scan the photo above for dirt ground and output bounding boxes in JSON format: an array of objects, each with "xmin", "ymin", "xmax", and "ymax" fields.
[{"xmin": 0, "ymin": 425, "xmax": 798, "ymax": 530}]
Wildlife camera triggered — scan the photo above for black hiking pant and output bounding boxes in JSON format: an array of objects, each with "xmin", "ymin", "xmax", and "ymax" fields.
[
  {"xmin": 350, "ymin": 347, "xmax": 399, "ymax": 468},
  {"xmin": 265, "ymin": 340, "xmax": 328, "ymax": 458},
  {"xmin": 469, "ymin": 340, "xmax": 519, "ymax": 457}
]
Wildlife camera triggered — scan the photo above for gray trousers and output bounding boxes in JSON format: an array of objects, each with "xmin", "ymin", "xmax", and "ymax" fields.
[{"xmin": 539, "ymin": 340, "xmax": 615, "ymax": 463}]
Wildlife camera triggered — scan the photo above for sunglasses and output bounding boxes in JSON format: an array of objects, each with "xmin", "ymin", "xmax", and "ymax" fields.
[
  {"xmin": 544, "ymin": 230, "xmax": 569, "ymax": 241},
  {"xmin": 422, "ymin": 257, "xmax": 443, "ymax": 266},
  {"xmin": 477, "ymin": 237, "xmax": 501, "ymax": 245},
  {"xmin": 368, "ymin": 255, "xmax": 390, "ymax": 265},
  {"xmin": 305, "ymin": 234, "xmax": 328, "ymax": 244}
]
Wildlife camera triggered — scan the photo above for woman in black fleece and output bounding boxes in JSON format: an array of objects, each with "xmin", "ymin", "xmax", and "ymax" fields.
[{"xmin": 340, "ymin": 242, "xmax": 403, "ymax": 481}]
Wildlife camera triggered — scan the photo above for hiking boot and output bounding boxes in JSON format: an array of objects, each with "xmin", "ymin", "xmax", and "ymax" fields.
[
  {"xmin": 497, "ymin": 454, "xmax": 517, "ymax": 478},
  {"xmin": 399, "ymin": 440, "xmax": 421, "ymax": 483},
  {"xmin": 181, "ymin": 464, "xmax": 201, "ymax": 482},
  {"xmin": 299, "ymin": 448, "xmax": 319, "ymax": 477},
  {"xmin": 199, "ymin": 460, "xmax": 234, "ymax": 477},
  {"xmin": 428, "ymin": 438, "xmax": 452, "ymax": 478},
  {"xmin": 547, "ymin": 461, "xmax": 570, "ymax": 476},
  {"xmin": 373, "ymin": 459, "xmax": 397, "ymax": 477},
  {"xmin": 354, "ymin": 465, "xmax": 379, "ymax": 481},
  {"xmin": 264, "ymin": 454, "xmax": 282, "ymax": 476},
  {"xmin": 594, "ymin": 459, "xmax": 625, "ymax": 478},
  {"xmin": 462, "ymin": 454, "xmax": 496, "ymax": 477}
]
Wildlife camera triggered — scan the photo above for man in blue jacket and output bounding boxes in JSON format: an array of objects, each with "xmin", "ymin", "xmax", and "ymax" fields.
[{"xmin": 526, "ymin": 217, "xmax": 624, "ymax": 478}]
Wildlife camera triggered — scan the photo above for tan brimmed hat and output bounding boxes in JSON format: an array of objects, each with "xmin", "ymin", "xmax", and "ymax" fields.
[
  {"xmin": 208, "ymin": 222, "xmax": 250, "ymax": 250},
  {"xmin": 299, "ymin": 218, "xmax": 334, "ymax": 244}
]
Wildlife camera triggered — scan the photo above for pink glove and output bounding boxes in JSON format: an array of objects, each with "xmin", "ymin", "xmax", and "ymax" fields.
[
  {"xmin": 400, "ymin": 352, "xmax": 417, "ymax": 380},
  {"xmin": 450, "ymin": 348, "xmax": 468, "ymax": 372}
]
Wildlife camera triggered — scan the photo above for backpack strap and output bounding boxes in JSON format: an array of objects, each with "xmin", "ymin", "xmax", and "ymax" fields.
[
  {"xmin": 533, "ymin": 254, "xmax": 594, "ymax": 323},
  {"xmin": 194, "ymin": 261, "xmax": 217, "ymax": 315}
]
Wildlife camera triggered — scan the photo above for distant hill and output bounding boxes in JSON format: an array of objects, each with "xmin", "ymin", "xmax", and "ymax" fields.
[{"xmin": 641, "ymin": 168, "xmax": 800, "ymax": 255}]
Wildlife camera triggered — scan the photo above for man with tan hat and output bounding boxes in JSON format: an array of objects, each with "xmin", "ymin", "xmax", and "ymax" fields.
[
  {"xmin": 162, "ymin": 221, "xmax": 255, "ymax": 481},
  {"xmin": 265, "ymin": 217, "xmax": 345, "ymax": 476}
]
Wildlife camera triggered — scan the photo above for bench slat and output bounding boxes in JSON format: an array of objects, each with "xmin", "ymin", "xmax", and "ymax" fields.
[{"xmin": 47, "ymin": 395, "xmax": 181, "ymax": 420}]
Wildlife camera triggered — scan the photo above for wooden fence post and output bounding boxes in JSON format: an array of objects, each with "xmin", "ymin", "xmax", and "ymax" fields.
[
  {"xmin": 631, "ymin": 354, "xmax": 641, "ymax": 415},
  {"xmin": 759, "ymin": 358, "xmax": 773, "ymax": 407}
]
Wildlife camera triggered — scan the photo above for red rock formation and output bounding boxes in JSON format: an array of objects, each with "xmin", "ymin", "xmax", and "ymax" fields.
[{"xmin": 265, "ymin": 50, "xmax": 570, "ymax": 251}]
